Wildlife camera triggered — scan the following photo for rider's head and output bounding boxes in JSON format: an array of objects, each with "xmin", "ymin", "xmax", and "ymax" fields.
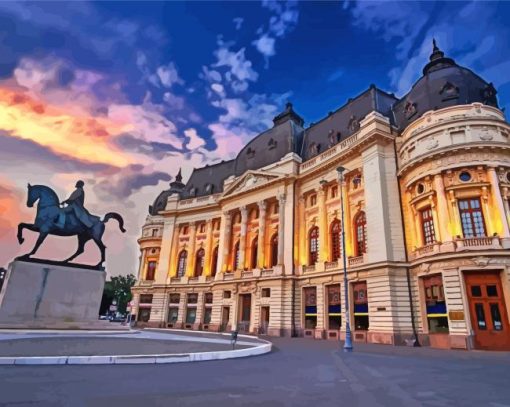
[{"xmin": 75, "ymin": 180, "xmax": 85, "ymax": 188}]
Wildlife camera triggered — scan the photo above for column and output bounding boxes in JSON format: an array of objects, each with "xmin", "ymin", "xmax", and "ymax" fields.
[
  {"xmin": 318, "ymin": 185, "xmax": 328, "ymax": 262},
  {"xmin": 429, "ymin": 196, "xmax": 440, "ymax": 243},
  {"xmin": 503, "ymin": 187, "xmax": 510, "ymax": 232},
  {"xmin": 277, "ymin": 194, "xmax": 285, "ymax": 265},
  {"xmin": 186, "ymin": 222, "xmax": 197, "ymax": 277},
  {"xmin": 155, "ymin": 218, "xmax": 176, "ymax": 284},
  {"xmin": 168, "ymin": 226, "xmax": 180, "ymax": 278},
  {"xmin": 433, "ymin": 174, "xmax": 451, "ymax": 242},
  {"xmin": 238, "ymin": 206, "xmax": 248, "ymax": 270},
  {"xmin": 204, "ymin": 219, "xmax": 214, "ymax": 276},
  {"xmin": 487, "ymin": 167, "xmax": 510, "ymax": 237},
  {"xmin": 137, "ymin": 249, "xmax": 146, "ymax": 281},
  {"xmin": 219, "ymin": 211, "xmax": 232, "ymax": 273},
  {"xmin": 411, "ymin": 205, "xmax": 422, "ymax": 248},
  {"xmin": 298, "ymin": 196, "xmax": 307, "ymax": 266},
  {"xmin": 448, "ymin": 190, "xmax": 462, "ymax": 238},
  {"xmin": 342, "ymin": 179, "xmax": 353, "ymax": 257},
  {"xmin": 257, "ymin": 201, "xmax": 267, "ymax": 269}
]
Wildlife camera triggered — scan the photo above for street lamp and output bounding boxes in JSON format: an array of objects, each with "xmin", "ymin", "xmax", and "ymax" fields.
[{"xmin": 337, "ymin": 166, "xmax": 353, "ymax": 352}]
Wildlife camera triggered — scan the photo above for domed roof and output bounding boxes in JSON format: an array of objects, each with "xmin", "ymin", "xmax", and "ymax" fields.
[
  {"xmin": 148, "ymin": 169, "xmax": 185, "ymax": 215},
  {"xmin": 394, "ymin": 40, "xmax": 499, "ymax": 130}
]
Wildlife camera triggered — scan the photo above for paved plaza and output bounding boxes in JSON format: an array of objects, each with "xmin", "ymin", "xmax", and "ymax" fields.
[{"xmin": 1, "ymin": 336, "xmax": 509, "ymax": 406}]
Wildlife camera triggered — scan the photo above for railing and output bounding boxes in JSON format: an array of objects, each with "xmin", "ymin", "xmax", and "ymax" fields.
[
  {"xmin": 416, "ymin": 243, "xmax": 436, "ymax": 255},
  {"xmin": 241, "ymin": 271, "xmax": 253, "ymax": 279},
  {"xmin": 188, "ymin": 277, "xmax": 199, "ymax": 283},
  {"xmin": 224, "ymin": 273, "xmax": 234, "ymax": 280},
  {"xmin": 205, "ymin": 276, "xmax": 214, "ymax": 282},
  {"xmin": 460, "ymin": 237, "xmax": 493, "ymax": 247},
  {"xmin": 303, "ymin": 264, "xmax": 316, "ymax": 273},
  {"xmin": 139, "ymin": 280, "xmax": 153, "ymax": 286},
  {"xmin": 348, "ymin": 255, "xmax": 364, "ymax": 266},
  {"xmin": 170, "ymin": 277, "xmax": 181, "ymax": 283},
  {"xmin": 261, "ymin": 269, "xmax": 274, "ymax": 277},
  {"xmin": 325, "ymin": 260, "xmax": 338, "ymax": 271}
]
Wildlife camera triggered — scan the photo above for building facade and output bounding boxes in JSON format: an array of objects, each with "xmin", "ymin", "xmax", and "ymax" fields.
[{"xmin": 131, "ymin": 42, "xmax": 510, "ymax": 350}]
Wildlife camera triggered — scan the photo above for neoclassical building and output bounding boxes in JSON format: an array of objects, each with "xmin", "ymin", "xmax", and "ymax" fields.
[{"xmin": 131, "ymin": 42, "xmax": 510, "ymax": 350}]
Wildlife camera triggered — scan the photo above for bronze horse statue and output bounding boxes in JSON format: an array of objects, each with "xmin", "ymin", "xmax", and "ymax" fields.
[{"xmin": 17, "ymin": 184, "xmax": 125, "ymax": 268}]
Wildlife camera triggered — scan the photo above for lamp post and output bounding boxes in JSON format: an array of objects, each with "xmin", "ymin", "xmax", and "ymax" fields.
[{"xmin": 337, "ymin": 166, "xmax": 353, "ymax": 352}]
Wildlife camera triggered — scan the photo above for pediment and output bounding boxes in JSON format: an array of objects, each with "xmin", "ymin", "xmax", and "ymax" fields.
[{"xmin": 222, "ymin": 170, "xmax": 282, "ymax": 197}]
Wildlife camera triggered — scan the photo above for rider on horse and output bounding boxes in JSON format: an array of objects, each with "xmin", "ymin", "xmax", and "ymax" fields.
[{"xmin": 57, "ymin": 180, "xmax": 93, "ymax": 228}]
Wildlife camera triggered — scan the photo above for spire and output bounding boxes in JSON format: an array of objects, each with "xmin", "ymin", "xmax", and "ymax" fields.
[
  {"xmin": 175, "ymin": 168, "xmax": 183, "ymax": 183},
  {"xmin": 422, "ymin": 38, "xmax": 456, "ymax": 75},
  {"xmin": 272, "ymin": 101, "xmax": 304, "ymax": 127}
]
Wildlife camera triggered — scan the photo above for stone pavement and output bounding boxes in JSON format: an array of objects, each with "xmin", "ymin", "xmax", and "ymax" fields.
[{"xmin": 0, "ymin": 336, "xmax": 509, "ymax": 406}]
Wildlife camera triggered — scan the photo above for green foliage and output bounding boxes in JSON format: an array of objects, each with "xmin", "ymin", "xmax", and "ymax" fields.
[{"xmin": 99, "ymin": 274, "xmax": 136, "ymax": 315}]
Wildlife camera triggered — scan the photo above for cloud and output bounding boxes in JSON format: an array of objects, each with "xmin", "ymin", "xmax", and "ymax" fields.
[
  {"xmin": 156, "ymin": 62, "xmax": 184, "ymax": 88},
  {"xmin": 184, "ymin": 128, "xmax": 206, "ymax": 150},
  {"xmin": 233, "ymin": 17, "xmax": 244, "ymax": 30},
  {"xmin": 328, "ymin": 68, "xmax": 344, "ymax": 82},
  {"xmin": 211, "ymin": 83, "xmax": 225, "ymax": 97},
  {"xmin": 252, "ymin": 35, "xmax": 276, "ymax": 67},
  {"xmin": 163, "ymin": 92, "xmax": 185, "ymax": 110}
]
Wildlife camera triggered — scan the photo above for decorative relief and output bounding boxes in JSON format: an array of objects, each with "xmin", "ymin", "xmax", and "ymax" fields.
[{"xmin": 426, "ymin": 138, "xmax": 439, "ymax": 150}]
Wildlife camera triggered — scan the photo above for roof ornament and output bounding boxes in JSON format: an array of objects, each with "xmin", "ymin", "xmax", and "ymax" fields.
[
  {"xmin": 430, "ymin": 38, "xmax": 445, "ymax": 61},
  {"xmin": 422, "ymin": 38, "xmax": 455, "ymax": 75},
  {"xmin": 175, "ymin": 168, "xmax": 183, "ymax": 183}
]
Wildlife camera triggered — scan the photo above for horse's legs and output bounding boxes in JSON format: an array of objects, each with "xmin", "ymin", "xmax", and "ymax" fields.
[
  {"xmin": 17, "ymin": 223, "xmax": 38, "ymax": 244},
  {"xmin": 92, "ymin": 224, "xmax": 106, "ymax": 268},
  {"xmin": 23, "ymin": 231, "xmax": 49, "ymax": 258},
  {"xmin": 64, "ymin": 234, "xmax": 89, "ymax": 263}
]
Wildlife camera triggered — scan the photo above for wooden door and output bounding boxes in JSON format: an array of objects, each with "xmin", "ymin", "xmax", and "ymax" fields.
[
  {"xmin": 465, "ymin": 272, "xmax": 510, "ymax": 350},
  {"xmin": 260, "ymin": 306, "xmax": 270, "ymax": 334},
  {"xmin": 239, "ymin": 294, "xmax": 251, "ymax": 332},
  {"xmin": 221, "ymin": 306, "xmax": 230, "ymax": 331}
]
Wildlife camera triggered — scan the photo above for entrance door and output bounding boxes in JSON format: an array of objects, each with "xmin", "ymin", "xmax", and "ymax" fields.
[
  {"xmin": 239, "ymin": 294, "xmax": 251, "ymax": 332},
  {"xmin": 220, "ymin": 306, "xmax": 230, "ymax": 332},
  {"xmin": 465, "ymin": 272, "xmax": 510, "ymax": 350},
  {"xmin": 260, "ymin": 306, "xmax": 270, "ymax": 334}
]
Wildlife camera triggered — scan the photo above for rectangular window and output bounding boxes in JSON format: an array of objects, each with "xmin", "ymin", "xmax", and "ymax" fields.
[
  {"xmin": 151, "ymin": 229, "xmax": 158, "ymax": 237},
  {"xmin": 420, "ymin": 207, "xmax": 436, "ymax": 246},
  {"xmin": 423, "ymin": 274, "xmax": 449, "ymax": 333},
  {"xmin": 458, "ymin": 198, "xmax": 486, "ymax": 238},
  {"xmin": 167, "ymin": 307, "xmax": 178, "ymax": 323},
  {"xmin": 169, "ymin": 294, "xmax": 180, "ymax": 304},
  {"xmin": 137, "ymin": 308, "xmax": 151, "ymax": 322},
  {"xmin": 205, "ymin": 292, "xmax": 213, "ymax": 304},
  {"xmin": 186, "ymin": 308, "xmax": 196, "ymax": 324},
  {"xmin": 203, "ymin": 308, "xmax": 212, "ymax": 324},
  {"xmin": 304, "ymin": 287, "xmax": 317, "ymax": 329},
  {"xmin": 327, "ymin": 285, "xmax": 341, "ymax": 330},
  {"xmin": 261, "ymin": 288, "xmax": 271, "ymax": 298},
  {"xmin": 331, "ymin": 186, "xmax": 338, "ymax": 198},
  {"xmin": 139, "ymin": 294, "xmax": 153, "ymax": 304},
  {"xmin": 223, "ymin": 290, "xmax": 231, "ymax": 299},
  {"xmin": 146, "ymin": 261, "xmax": 157, "ymax": 280},
  {"xmin": 187, "ymin": 293, "xmax": 198, "ymax": 304},
  {"xmin": 353, "ymin": 282, "xmax": 369, "ymax": 330},
  {"xmin": 310, "ymin": 194, "xmax": 317, "ymax": 207}
]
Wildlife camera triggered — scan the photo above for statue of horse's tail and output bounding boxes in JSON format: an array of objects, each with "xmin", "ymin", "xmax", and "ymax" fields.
[{"xmin": 102, "ymin": 212, "xmax": 126, "ymax": 233}]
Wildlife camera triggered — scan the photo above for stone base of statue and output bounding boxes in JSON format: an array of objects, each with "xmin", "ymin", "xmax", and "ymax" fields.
[{"xmin": 0, "ymin": 259, "xmax": 118, "ymax": 330}]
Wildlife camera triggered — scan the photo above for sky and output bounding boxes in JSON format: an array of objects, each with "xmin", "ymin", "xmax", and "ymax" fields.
[{"xmin": 1, "ymin": 1, "xmax": 510, "ymax": 275}]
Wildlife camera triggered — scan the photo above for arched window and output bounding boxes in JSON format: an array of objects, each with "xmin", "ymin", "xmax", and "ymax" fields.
[
  {"xmin": 330, "ymin": 219, "xmax": 342, "ymax": 261},
  {"xmin": 233, "ymin": 241, "xmax": 240, "ymax": 270},
  {"xmin": 309, "ymin": 226, "xmax": 319, "ymax": 265},
  {"xmin": 354, "ymin": 212, "xmax": 367, "ymax": 256},
  {"xmin": 251, "ymin": 237, "xmax": 258, "ymax": 269},
  {"xmin": 211, "ymin": 246, "xmax": 219, "ymax": 277},
  {"xmin": 270, "ymin": 233, "xmax": 278, "ymax": 267},
  {"xmin": 194, "ymin": 248, "xmax": 205, "ymax": 277},
  {"xmin": 177, "ymin": 250, "xmax": 187, "ymax": 277}
]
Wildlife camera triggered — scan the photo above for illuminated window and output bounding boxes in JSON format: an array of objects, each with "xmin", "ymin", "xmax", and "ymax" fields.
[
  {"xmin": 310, "ymin": 194, "xmax": 317, "ymax": 207},
  {"xmin": 309, "ymin": 226, "xmax": 319, "ymax": 265},
  {"xmin": 270, "ymin": 234, "xmax": 278, "ymax": 267},
  {"xmin": 330, "ymin": 219, "xmax": 342, "ymax": 261},
  {"xmin": 304, "ymin": 287, "xmax": 317, "ymax": 329},
  {"xmin": 177, "ymin": 250, "xmax": 187, "ymax": 277},
  {"xmin": 458, "ymin": 198, "xmax": 486, "ymax": 238},
  {"xmin": 251, "ymin": 237, "xmax": 258, "ymax": 269},
  {"xmin": 352, "ymin": 175, "xmax": 362, "ymax": 189},
  {"xmin": 146, "ymin": 261, "xmax": 157, "ymax": 280},
  {"xmin": 420, "ymin": 207, "xmax": 436, "ymax": 245},
  {"xmin": 233, "ymin": 241, "xmax": 240, "ymax": 270},
  {"xmin": 194, "ymin": 248, "xmax": 205, "ymax": 277},
  {"xmin": 354, "ymin": 211, "xmax": 367, "ymax": 256},
  {"xmin": 353, "ymin": 282, "xmax": 369, "ymax": 330},
  {"xmin": 211, "ymin": 246, "xmax": 219, "ymax": 276},
  {"xmin": 423, "ymin": 274, "xmax": 448, "ymax": 333},
  {"xmin": 331, "ymin": 186, "xmax": 338, "ymax": 198},
  {"xmin": 199, "ymin": 223, "xmax": 206, "ymax": 233}
]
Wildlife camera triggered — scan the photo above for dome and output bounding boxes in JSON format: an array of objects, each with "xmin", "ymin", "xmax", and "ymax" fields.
[
  {"xmin": 394, "ymin": 40, "xmax": 499, "ymax": 130},
  {"xmin": 148, "ymin": 169, "xmax": 185, "ymax": 215}
]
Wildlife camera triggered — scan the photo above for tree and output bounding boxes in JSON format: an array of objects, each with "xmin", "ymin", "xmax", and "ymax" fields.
[{"xmin": 99, "ymin": 274, "xmax": 136, "ymax": 315}]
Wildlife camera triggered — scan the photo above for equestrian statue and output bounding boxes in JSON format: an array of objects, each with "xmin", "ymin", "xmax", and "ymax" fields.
[{"xmin": 17, "ymin": 181, "xmax": 125, "ymax": 268}]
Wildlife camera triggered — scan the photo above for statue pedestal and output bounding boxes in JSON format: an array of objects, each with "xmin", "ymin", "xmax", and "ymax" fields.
[{"xmin": 0, "ymin": 260, "xmax": 109, "ymax": 329}]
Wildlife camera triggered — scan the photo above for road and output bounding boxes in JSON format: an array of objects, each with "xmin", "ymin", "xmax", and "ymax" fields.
[{"xmin": 1, "ymin": 337, "xmax": 509, "ymax": 406}]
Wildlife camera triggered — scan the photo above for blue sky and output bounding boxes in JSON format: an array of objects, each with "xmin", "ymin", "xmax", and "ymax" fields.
[{"xmin": 1, "ymin": 1, "xmax": 509, "ymax": 273}]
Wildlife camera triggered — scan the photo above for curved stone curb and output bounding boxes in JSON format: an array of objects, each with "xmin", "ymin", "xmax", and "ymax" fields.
[
  {"xmin": 0, "ymin": 337, "xmax": 272, "ymax": 366},
  {"xmin": 0, "ymin": 329, "xmax": 140, "ymax": 336}
]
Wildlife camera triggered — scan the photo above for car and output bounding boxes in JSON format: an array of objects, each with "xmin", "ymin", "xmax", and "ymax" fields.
[
  {"xmin": 98, "ymin": 315, "xmax": 108, "ymax": 320},
  {"xmin": 109, "ymin": 315, "xmax": 126, "ymax": 322}
]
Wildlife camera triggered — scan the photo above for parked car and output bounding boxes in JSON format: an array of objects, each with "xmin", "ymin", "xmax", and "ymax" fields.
[
  {"xmin": 98, "ymin": 315, "xmax": 108, "ymax": 320},
  {"xmin": 109, "ymin": 314, "xmax": 126, "ymax": 322}
]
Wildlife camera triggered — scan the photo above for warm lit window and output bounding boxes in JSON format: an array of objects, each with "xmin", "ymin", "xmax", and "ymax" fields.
[
  {"xmin": 233, "ymin": 241, "xmax": 240, "ymax": 270},
  {"xmin": 352, "ymin": 175, "xmax": 362, "ymax": 189},
  {"xmin": 310, "ymin": 194, "xmax": 317, "ymax": 207},
  {"xmin": 330, "ymin": 219, "xmax": 342, "ymax": 261},
  {"xmin": 146, "ymin": 261, "xmax": 157, "ymax": 280},
  {"xmin": 199, "ymin": 223, "xmax": 206, "ymax": 233},
  {"xmin": 331, "ymin": 186, "xmax": 338, "ymax": 198},
  {"xmin": 304, "ymin": 287, "xmax": 317, "ymax": 329},
  {"xmin": 211, "ymin": 246, "xmax": 219, "ymax": 276},
  {"xmin": 353, "ymin": 282, "xmax": 369, "ymax": 330},
  {"xmin": 270, "ymin": 234, "xmax": 278, "ymax": 267},
  {"xmin": 251, "ymin": 237, "xmax": 258, "ymax": 269},
  {"xmin": 177, "ymin": 250, "xmax": 187, "ymax": 277},
  {"xmin": 151, "ymin": 228, "xmax": 158, "ymax": 237},
  {"xmin": 327, "ymin": 285, "xmax": 341, "ymax": 329},
  {"xmin": 194, "ymin": 248, "xmax": 205, "ymax": 277},
  {"xmin": 420, "ymin": 207, "xmax": 436, "ymax": 246},
  {"xmin": 354, "ymin": 212, "xmax": 367, "ymax": 256},
  {"xmin": 182, "ymin": 226, "xmax": 189, "ymax": 235},
  {"xmin": 309, "ymin": 226, "xmax": 319, "ymax": 265},
  {"xmin": 458, "ymin": 198, "xmax": 486, "ymax": 238},
  {"xmin": 273, "ymin": 203, "xmax": 279, "ymax": 214}
]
